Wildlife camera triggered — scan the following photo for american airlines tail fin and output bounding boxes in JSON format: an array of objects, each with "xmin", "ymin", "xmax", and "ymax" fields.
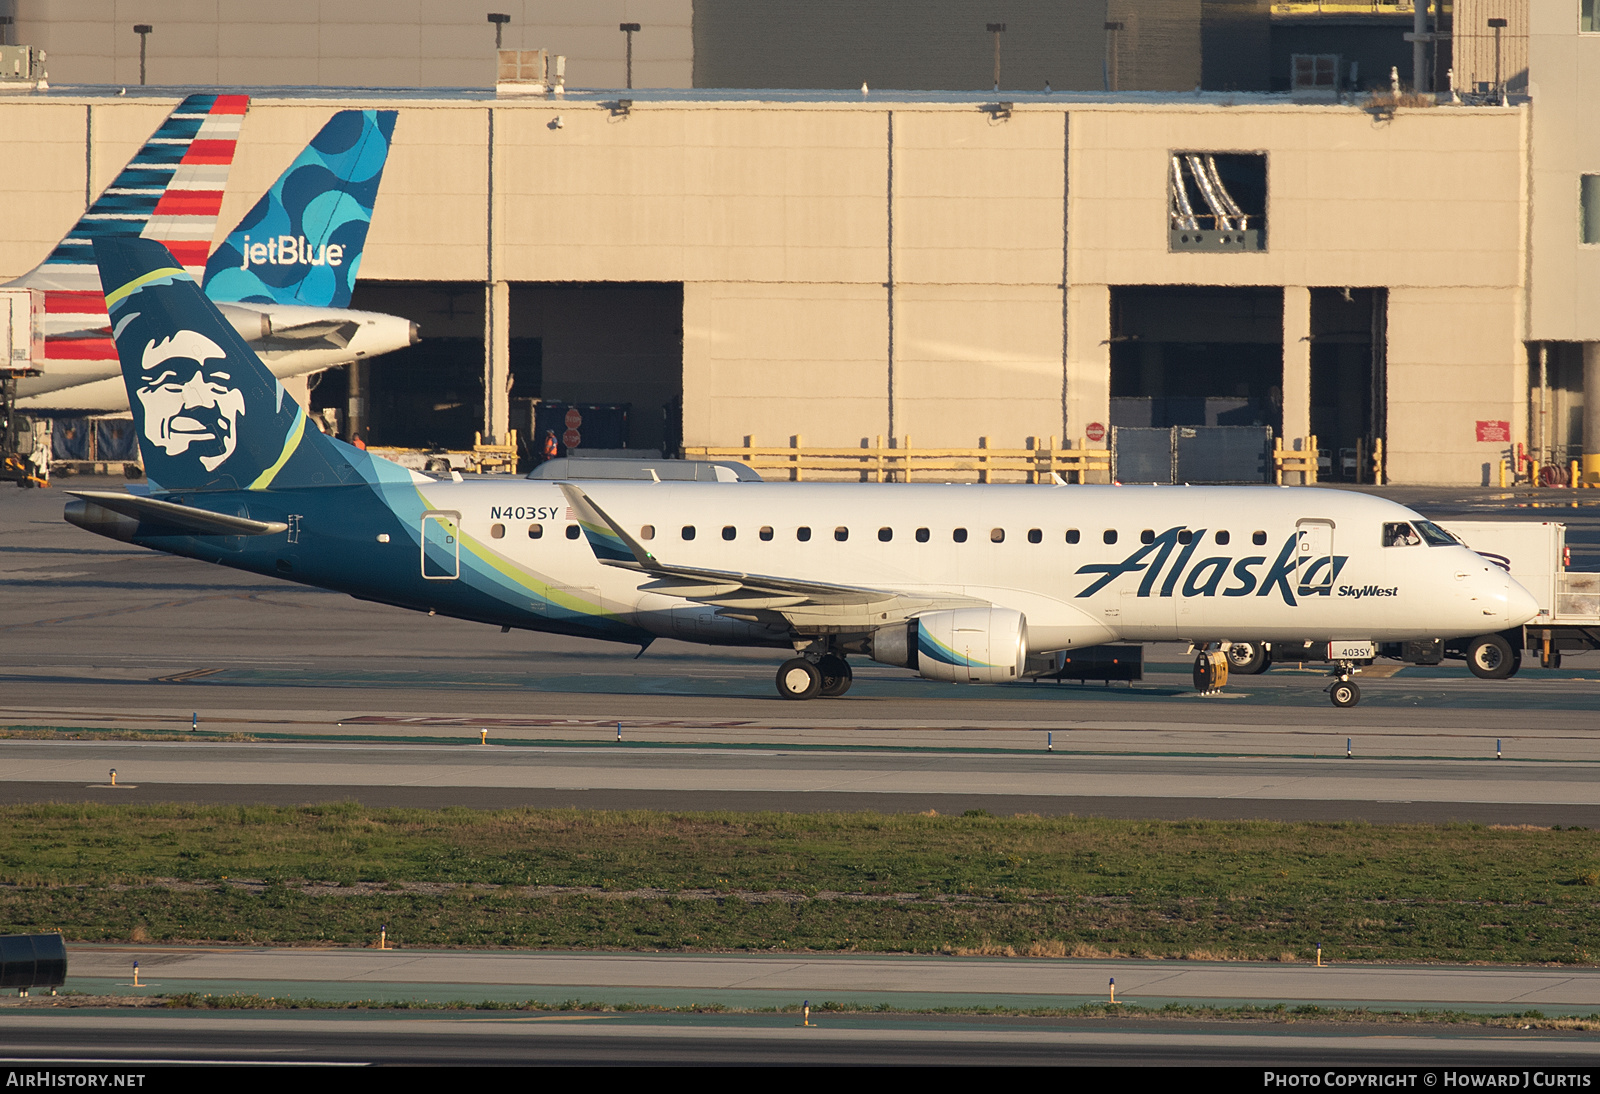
[
  {"xmin": 94, "ymin": 237, "xmax": 369, "ymax": 494},
  {"xmin": 13, "ymin": 93, "xmax": 248, "ymax": 375},
  {"xmin": 202, "ymin": 110, "xmax": 398, "ymax": 309}
]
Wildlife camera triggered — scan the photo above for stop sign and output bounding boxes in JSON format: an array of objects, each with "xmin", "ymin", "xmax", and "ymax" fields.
[{"xmin": 1085, "ymin": 421, "xmax": 1106, "ymax": 443}]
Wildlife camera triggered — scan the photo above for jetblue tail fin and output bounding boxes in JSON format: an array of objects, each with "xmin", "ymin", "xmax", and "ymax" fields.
[
  {"xmin": 95, "ymin": 237, "xmax": 368, "ymax": 493},
  {"xmin": 203, "ymin": 110, "xmax": 398, "ymax": 309}
]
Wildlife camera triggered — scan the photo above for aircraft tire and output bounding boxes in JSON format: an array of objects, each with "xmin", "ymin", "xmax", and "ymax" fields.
[
  {"xmin": 1466, "ymin": 634, "xmax": 1516, "ymax": 680},
  {"xmin": 1329, "ymin": 680, "xmax": 1360, "ymax": 708},
  {"xmin": 817, "ymin": 655, "xmax": 853, "ymax": 698},
  {"xmin": 1225, "ymin": 642, "xmax": 1269, "ymax": 675},
  {"xmin": 776, "ymin": 657, "xmax": 823, "ymax": 700}
]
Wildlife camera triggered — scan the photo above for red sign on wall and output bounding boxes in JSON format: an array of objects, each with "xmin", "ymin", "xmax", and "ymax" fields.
[
  {"xmin": 1475, "ymin": 420, "xmax": 1510, "ymax": 443},
  {"xmin": 1085, "ymin": 421, "xmax": 1107, "ymax": 443}
]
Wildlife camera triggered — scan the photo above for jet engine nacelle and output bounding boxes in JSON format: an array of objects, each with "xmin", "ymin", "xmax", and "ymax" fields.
[{"xmin": 869, "ymin": 607, "xmax": 1028, "ymax": 683}]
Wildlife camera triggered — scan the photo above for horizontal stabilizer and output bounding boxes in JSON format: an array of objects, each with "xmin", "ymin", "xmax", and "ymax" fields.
[{"xmin": 65, "ymin": 490, "xmax": 288, "ymax": 537}]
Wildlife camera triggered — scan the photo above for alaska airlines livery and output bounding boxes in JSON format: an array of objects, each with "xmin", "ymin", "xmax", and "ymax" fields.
[{"xmin": 66, "ymin": 239, "xmax": 1541, "ymax": 708}]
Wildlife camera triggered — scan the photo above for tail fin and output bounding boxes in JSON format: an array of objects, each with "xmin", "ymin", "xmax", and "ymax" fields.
[
  {"xmin": 203, "ymin": 110, "xmax": 398, "ymax": 309},
  {"xmin": 15, "ymin": 93, "xmax": 248, "ymax": 376},
  {"xmin": 94, "ymin": 237, "xmax": 366, "ymax": 493}
]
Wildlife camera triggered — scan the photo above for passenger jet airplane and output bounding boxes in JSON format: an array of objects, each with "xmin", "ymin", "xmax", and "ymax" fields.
[
  {"xmin": 13, "ymin": 97, "xmax": 414, "ymax": 411},
  {"xmin": 64, "ymin": 238, "xmax": 1541, "ymax": 708}
]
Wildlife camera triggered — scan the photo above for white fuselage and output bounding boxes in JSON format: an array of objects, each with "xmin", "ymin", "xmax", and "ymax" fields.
[{"xmin": 414, "ymin": 479, "xmax": 1539, "ymax": 649}]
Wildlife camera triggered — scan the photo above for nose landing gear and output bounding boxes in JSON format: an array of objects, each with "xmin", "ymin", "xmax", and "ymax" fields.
[{"xmin": 1326, "ymin": 661, "xmax": 1361, "ymax": 708}]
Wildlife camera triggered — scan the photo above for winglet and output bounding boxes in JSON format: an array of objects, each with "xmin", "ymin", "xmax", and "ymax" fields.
[{"xmin": 558, "ymin": 483, "xmax": 657, "ymax": 568}]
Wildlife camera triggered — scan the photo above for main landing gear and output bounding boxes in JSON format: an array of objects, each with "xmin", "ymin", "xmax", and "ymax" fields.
[
  {"xmin": 776, "ymin": 653, "xmax": 853, "ymax": 700},
  {"xmin": 1326, "ymin": 661, "xmax": 1361, "ymax": 708}
]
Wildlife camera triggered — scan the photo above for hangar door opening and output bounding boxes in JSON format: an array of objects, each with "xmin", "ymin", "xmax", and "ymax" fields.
[
  {"xmin": 1109, "ymin": 287, "xmax": 1282, "ymax": 482},
  {"xmin": 308, "ymin": 282, "xmax": 684, "ymax": 465},
  {"xmin": 510, "ymin": 283, "xmax": 684, "ymax": 465},
  {"xmin": 1309, "ymin": 288, "xmax": 1387, "ymax": 483}
]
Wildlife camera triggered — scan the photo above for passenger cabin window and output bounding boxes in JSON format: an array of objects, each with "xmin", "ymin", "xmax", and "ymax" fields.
[
  {"xmin": 1252, "ymin": 531, "xmax": 1267, "ymax": 545},
  {"xmin": 1066, "ymin": 529, "xmax": 1080, "ymax": 544},
  {"xmin": 990, "ymin": 528, "xmax": 1004, "ymax": 543},
  {"xmin": 722, "ymin": 526, "xmax": 737, "ymax": 541},
  {"xmin": 639, "ymin": 525, "xmax": 655, "ymax": 540},
  {"xmin": 1215, "ymin": 531, "xmax": 1229, "ymax": 545},
  {"xmin": 1027, "ymin": 529, "xmax": 1042, "ymax": 544},
  {"xmin": 682, "ymin": 526, "xmax": 696, "ymax": 541},
  {"xmin": 490, "ymin": 523, "xmax": 505, "ymax": 539},
  {"xmin": 528, "ymin": 523, "xmax": 543, "ymax": 539},
  {"xmin": 797, "ymin": 526, "xmax": 811, "ymax": 542},
  {"xmin": 759, "ymin": 526, "xmax": 773, "ymax": 541},
  {"xmin": 953, "ymin": 528, "xmax": 968, "ymax": 543},
  {"xmin": 915, "ymin": 528, "xmax": 930, "ymax": 543},
  {"xmin": 1103, "ymin": 530, "xmax": 1118, "ymax": 545},
  {"xmin": 566, "ymin": 525, "xmax": 580, "ymax": 540},
  {"xmin": 1140, "ymin": 530, "xmax": 1155, "ymax": 544},
  {"xmin": 1178, "ymin": 529, "xmax": 1192, "ymax": 545},
  {"xmin": 878, "ymin": 527, "xmax": 892, "ymax": 542},
  {"xmin": 1384, "ymin": 522, "xmax": 1422, "ymax": 547},
  {"xmin": 835, "ymin": 527, "xmax": 849, "ymax": 542}
]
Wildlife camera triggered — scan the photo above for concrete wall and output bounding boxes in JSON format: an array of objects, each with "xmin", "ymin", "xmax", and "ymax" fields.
[
  {"xmin": 1527, "ymin": 2, "xmax": 1600, "ymax": 343},
  {"xmin": 0, "ymin": 92, "xmax": 1530, "ymax": 483},
  {"xmin": 12, "ymin": 0, "xmax": 692, "ymax": 89}
]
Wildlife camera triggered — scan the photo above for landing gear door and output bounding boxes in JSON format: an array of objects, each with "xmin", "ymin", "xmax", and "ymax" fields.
[
  {"xmin": 1296, "ymin": 518, "xmax": 1335, "ymax": 594},
  {"xmin": 421, "ymin": 510, "xmax": 462, "ymax": 580}
]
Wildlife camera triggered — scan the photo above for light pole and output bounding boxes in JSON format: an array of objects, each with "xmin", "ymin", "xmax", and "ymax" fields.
[
  {"xmin": 134, "ymin": 24, "xmax": 151, "ymax": 86},
  {"xmin": 1104, "ymin": 22, "xmax": 1124, "ymax": 92},
  {"xmin": 986, "ymin": 23, "xmax": 1004, "ymax": 91},
  {"xmin": 1488, "ymin": 17, "xmax": 1507, "ymax": 102},
  {"xmin": 487, "ymin": 12, "xmax": 509, "ymax": 50},
  {"xmin": 620, "ymin": 22, "xmax": 640, "ymax": 89}
]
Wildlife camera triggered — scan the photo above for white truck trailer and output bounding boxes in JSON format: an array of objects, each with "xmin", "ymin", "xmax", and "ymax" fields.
[{"xmin": 1435, "ymin": 520, "xmax": 1600, "ymax": 675}]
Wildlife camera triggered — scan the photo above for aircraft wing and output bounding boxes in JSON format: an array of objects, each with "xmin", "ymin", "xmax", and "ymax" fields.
[
  {"xmin": 558, "ymin": 483, "xmax": 980, "ymax": 627},
  {"xmin": 66, "ymin": 490, "xmax": 288, "ymax": 537}
]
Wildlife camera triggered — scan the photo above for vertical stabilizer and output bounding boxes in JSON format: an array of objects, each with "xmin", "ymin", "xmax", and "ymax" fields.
[
  {"xmin": 94, "ymin": 237, "xmax": 366, "ymax": 493},
  {"xmin": 203, "ymin": 110, "xmax": 398, "ymax": 309},
  {"xmin": 13, "ymin": 94, "xmax": 248, "ymax": 379}
]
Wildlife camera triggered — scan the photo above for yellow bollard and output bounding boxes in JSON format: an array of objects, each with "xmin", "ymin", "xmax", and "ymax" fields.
[
  {"xmin": 1316, "ymin": 943, "xmax": 1323, "ymax": 967},
  {"xmin": 109, "ymin": 769, "xmax": 117, "ymax": 787},
  {"xmin": 378, "ymin": 925, "xmax": 388, "ymax": 950},
  {"xmin": 132, "ymin": 961, "xmax": 140, "ymax": 987},
  {"xmin": 1109, "ymin": 976, "xmax": 1116, "ymax": 1004},
  {"xmin": 1499, "ymin": 459, "xmax": 1509, "ymax": 489},
  {"xmin": 802, "ymin": 1000, "xmax": 811, "ymax": 1027},
  {"xmin": 480, "ymin": 728, "xmax": 487, "ymax": 745},
  {"xmin": 1531, "ymin": 458, "xmax": 1541, "ymax": 487},
  {"xmin": 1573, "ymin": 460, "xmax": 1581, "ymax": 490}
]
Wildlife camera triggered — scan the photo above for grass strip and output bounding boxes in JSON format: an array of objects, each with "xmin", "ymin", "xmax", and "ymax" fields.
[{"xmin": 1, "ymin": 803, "xmax": 1597, "ymax": 964}]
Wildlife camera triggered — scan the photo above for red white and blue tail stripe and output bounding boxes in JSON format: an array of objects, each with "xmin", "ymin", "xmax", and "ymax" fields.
[{"xmin": 10, "ymin": 93, "xmax": 247, "ymax": 380}]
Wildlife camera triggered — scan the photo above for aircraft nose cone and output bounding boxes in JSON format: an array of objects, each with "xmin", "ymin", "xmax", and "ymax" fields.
[{"xmin": 1505, "ymin": 575, "xmax": 1540, "ymax": 626}]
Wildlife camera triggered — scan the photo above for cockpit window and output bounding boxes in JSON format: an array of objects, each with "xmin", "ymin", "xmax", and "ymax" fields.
[
  {"xmin": 1413, "ymin": 520, "xmax": 1458, "ymax": 547},
  {"xmin": 1383, "ymin": 522, "xmax": 1421, "ymax": 547}
]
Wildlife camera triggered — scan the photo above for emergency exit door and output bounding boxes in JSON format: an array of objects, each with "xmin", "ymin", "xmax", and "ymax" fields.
[{"xmin": 1295, "ymin": 519, "xmax": 1335, "ymax": 594}]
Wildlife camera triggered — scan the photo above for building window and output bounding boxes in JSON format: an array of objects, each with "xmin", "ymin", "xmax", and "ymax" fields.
[
  {"xmin": 490, "ymin": 523, "xmax": 505, "ymax": 539},
  {"xmin": 1169, "ymin": 152, "xmax": 1266, "ymax": 252},
  {"xmin": 1584, "ymin": 176, "xmax": 1600, "ymax": 244},
  {"xmin": 1585, "ymin": 0, "xmax": 1600, "ymax": 32}
]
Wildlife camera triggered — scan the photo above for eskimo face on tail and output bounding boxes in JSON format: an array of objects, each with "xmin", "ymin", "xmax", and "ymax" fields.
[{"xmin": 135, "ymin": 330, "xmax": 248, "ymax": 471}]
